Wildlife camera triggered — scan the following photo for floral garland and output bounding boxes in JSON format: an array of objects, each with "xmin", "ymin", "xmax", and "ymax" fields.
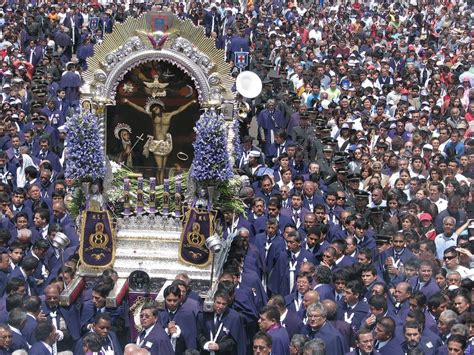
[
  {"xmin": 232, "ymin": 117, "xmax": 242, "ymax": 160},
  {"xmin": 65, "ymin": 112, "xmax": 106, "ymax": 181},
  {"xmin": 190, "ymin": 109, "xmax": 233, "ymax": 183}
]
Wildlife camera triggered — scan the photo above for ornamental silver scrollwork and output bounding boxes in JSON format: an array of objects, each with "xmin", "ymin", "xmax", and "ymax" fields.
[
  {"xmin": 94, "ymin": 70, "xmax": 107, "ymax": 83},
  {"xmin": 207, "ymin": 73, "xmax": 224, "ymax": 106},
  {"xmin": 95, "ymin": 49, "xmax": 210, "ymax": 104},
  {"xmin": 170, "ymin": 37, "xmax": 214, "ymax": 74},
  {"xmin": 101, "ymin": 36, "xmax": 146, "ymax": 73}
]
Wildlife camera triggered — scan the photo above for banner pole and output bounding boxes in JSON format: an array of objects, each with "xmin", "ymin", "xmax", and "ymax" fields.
[{"xmin": 209, "ymin": 253, "xmax": 215, "ymax": 289}]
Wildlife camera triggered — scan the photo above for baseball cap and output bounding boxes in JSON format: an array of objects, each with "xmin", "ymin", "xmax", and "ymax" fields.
[{"xmin": 419, "ymin": 213, "xmax": 432, "ymax": 222}]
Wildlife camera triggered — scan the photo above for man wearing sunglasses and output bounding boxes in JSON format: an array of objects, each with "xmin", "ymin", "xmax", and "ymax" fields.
[{"xmin": 442, "ymin": 247, "xmax": 472, "ymax": 281}]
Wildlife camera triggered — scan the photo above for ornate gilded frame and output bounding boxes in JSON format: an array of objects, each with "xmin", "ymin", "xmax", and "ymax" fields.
[{"xmin": 80, "ymin": 11, "xmax": 236, "ymax": 148}]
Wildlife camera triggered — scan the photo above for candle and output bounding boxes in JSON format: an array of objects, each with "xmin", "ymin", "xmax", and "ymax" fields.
[
  {"xmin": 148, "ymin": 177, "xmax": 157, "ymax": 214},
  {"xmin": 174, "ymin": 176, "xmax": 182, "ymax": 218},
  {"xmin": 162, "ymin": 179, "xmax": 170, "ymax": 215},
  {"xmin": 136, "ymin": 177, "xmax": 144, "ymax": 214},
  {"xmin": 122, "ymin": 178, "xmax": 132, "ymax": 216},
  {"xmin": 175, "ymin": 176, "xmax": 181, "ymax": 193}
]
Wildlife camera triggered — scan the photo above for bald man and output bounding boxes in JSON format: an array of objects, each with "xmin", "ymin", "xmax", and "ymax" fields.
[
  {"xmin": 125, "ymin": 343, "xmax": 150, "ymax": 355},
  {"xmin": 392, "ymin": 282, "xmax": 412, "ymax": 322},
  {"xmin": 301, "ymin": 290, "xmax": 320, "ymax": 323},
  {"xmin": 51, "ymin": 200, "xmax": 79, "ymax": 246},
  {"xmin": 322, "ymin": 299, "xmax": 355, "ymax": 352},
  {"xmin": 41, "ymin": 284, "xmax": 81, "ymax": 351}
]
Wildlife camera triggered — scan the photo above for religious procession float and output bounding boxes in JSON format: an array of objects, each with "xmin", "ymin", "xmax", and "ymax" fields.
[{"xmin": 59, "ymin": 10, "xmax": 261, "ymax": 337}]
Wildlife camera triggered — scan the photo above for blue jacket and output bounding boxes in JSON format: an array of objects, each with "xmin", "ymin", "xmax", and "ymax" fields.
[
  {"xmin": 28, "ymin": 341, "xmax": 52, "ymax": 354},
  {"xmin": 303, "ymin": 321, "xmax": 345, "ymax": 354},
  {"xmin": 267, "ymin": 326, "xmax": 290, "ymax": 355},
  {"xmin": 73, "ymin": 330, "xmax": 123, "ymax": 355}
]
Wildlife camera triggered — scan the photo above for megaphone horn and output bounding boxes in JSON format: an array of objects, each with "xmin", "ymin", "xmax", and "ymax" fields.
[{"xmin": 236, "ymin": 71, "xmax": 263, "ymax": 99}]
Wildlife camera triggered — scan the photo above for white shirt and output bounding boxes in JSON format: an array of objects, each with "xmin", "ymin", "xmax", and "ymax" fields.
[
  {"xmin": 444, "ymin": 265, "xmax": 474, "ymax": 281},
  {"xmin": 434, "ymin": 232, "xmax": 458, "ymax": 259},
  {"xmin": 430, "ymin": 198, "xmax": 448, "ymax": 212},
  {"xmin": 280, "ymin": 309, "xmax": 288, "ymax": 324},
  {"xmin": 136, "ymin": 324, "xmax": 155, "ymax": 346},
  {"xmin": 41, "ymin": 341, "xmax": 52, "ymax": 354}
]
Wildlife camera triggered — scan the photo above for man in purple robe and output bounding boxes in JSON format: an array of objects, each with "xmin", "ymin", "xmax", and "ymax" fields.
[
  {"xmin": 158, "ymin": 284, "xmax": 197, "ymax": 353},
  {"xmin": 258, "ymin": 305, "xmax": 290, "ymax": 355},
  {"xmin": 197, "ymin": 289, "xmax": 247, "ymax": 355},
  {"xmin": 302, "ymin": 302, "xmax": 345, "ymax": 354},
  {"xmin": 257, "ymin": 99, "xmax": 287, "ymax": 160}
]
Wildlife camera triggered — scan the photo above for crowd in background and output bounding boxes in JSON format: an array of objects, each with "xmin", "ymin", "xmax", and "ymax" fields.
[{"xmin": 0, "ymin": 0, "xmax": 471, "ymax": 354}]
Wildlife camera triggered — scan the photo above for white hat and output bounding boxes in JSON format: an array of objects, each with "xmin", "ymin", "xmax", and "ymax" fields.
[
  {"xmin": 348, "ymin": 59, "xmax": 359, "ymax": 67},
  {"xmin": 58, "ymin": 125, "xmax": 68, "ymax": 133},
  {"xmin": 321, "ymin": 100, "xmax": 330, "ymax": 110},
  {"xmin": 422, "ymin": 144, "xmax": 433, "ymax": 151},
  {"xmin": 249, "ymin": 150, "xmax": 261, "ymax": 158}
]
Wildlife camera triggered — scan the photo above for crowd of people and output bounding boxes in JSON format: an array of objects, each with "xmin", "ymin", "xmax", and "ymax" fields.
[{"xmin": 0, "ymin": 0, "xmax": 471, "ymax": 354}]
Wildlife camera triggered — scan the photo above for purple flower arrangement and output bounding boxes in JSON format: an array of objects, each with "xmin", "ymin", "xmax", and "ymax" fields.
[
  {"xmin": 232, "ymin": 117, "xmax": 242, "ymax": 160},
  {"xmin": 191, "ymin": 110, "xmax": 233, "ymax": 183},
  {"xmin": 65, "ymin": 112, "xmax": 106, "ymax": 182}
]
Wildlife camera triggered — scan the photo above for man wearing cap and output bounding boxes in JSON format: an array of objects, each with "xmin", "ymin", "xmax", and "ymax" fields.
[
  {"xmin": 327, "ymin": 166, "xmax": 349, "ymax": 197},
  {"xmin": 29, "ymin": 113, "xmax": 58, "ymax": 150},
  {"xmin": 379, "ymin": 232, "xmax": 415, "ymax": 283},
  {"xmin": 236, "ymin": 136, "xmax": 263, "ymax": 170},
  {"xmin": 345, "ymin": 174, "xmax": 362, "ymax": 208},
  {"xmin": 289, "ymin": 113, "xmax": 311, "ymax": 154},
  {"xmin": 316, "ymin": 145, "xmax": 334, "ymax": 175},
  {"xmin": 241, "ymin": 150, "xmax": 265, "ymax": 182},
  {"xmin": 419, "ymin": 213, "xmax": 436, "ymax": 240}
]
